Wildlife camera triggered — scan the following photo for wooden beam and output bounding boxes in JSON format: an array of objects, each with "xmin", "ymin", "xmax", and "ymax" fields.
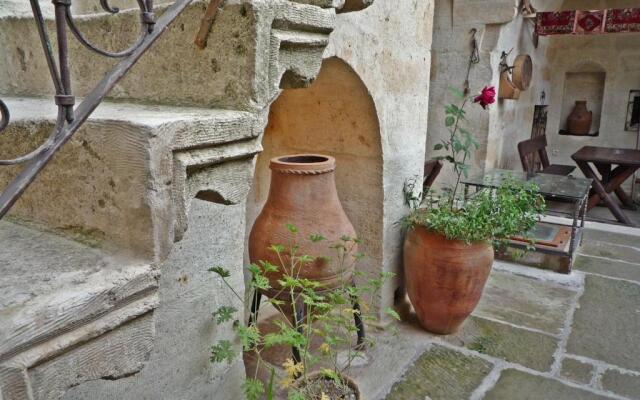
[{"xmin": 194, "ymin": 0, "xmax": 224, "ymax": 50}]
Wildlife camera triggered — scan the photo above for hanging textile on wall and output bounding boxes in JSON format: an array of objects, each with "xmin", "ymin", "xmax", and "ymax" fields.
[
  {"xmin": 537, "ymin": 8, "xmax": 640, "ymax": 36},
  {"xmin": 575, "ymin": 10, "xmax": 605, "ymax": 34},
  {"xmin": 536, "ymin": 11, "xmax": 575, "ymax": 35},
  {"xmin": 606, "ymin": 8, "xmax": 640, "ymax": 33}
]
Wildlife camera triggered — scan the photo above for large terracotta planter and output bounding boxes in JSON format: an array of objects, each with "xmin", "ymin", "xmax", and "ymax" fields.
[
  {"xmin": 249, "ymin": 154, "xmax": 356, "ymax": 298},
  {"xmin": 403, "ymin": 226, "xmax": 493, "ymax": 334},
  {"xmin": 567, "ymin": 101, "xmax": 593, "ymax": 135}
]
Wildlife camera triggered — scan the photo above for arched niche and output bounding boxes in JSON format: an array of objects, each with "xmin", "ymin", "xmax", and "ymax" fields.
[
  {"xmin": 246, "ymin": 56, "xmax": 384, "ymax": 284},
  {"xmin": 559, "ymin": 62, "xmax": 607, "ymax": 136}
]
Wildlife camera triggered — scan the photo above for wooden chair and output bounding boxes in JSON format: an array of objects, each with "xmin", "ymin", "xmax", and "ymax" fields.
[
  {"xmin": 518, "ymin": 135, "xmax": 575, "ymax": 176},
  {"xmin": 423, "ymin": 159, "xmax": 443, "ymax": 192}
]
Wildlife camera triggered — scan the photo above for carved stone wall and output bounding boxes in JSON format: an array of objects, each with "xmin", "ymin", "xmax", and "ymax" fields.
[
  {"xmin": 326, "ymin": 0, "xmax": 435, "ymax": 314},
  {"xmin": 1, "ymin": 0, "xmax": 439, "ymax": 396},
  {"xmin": 426, "ymin": 0, "xmax": 519, "ymax": 188},
  {"xmin": 492, "ymin": 0, "xmax": 640, "ymax": 184},
  {"xmin": 427, "ymin": 0, "xmax": 640, "ymax": 188},
  {"xmin": 0, "ymin": 0, "xmax": 373, "ymax": 399}
]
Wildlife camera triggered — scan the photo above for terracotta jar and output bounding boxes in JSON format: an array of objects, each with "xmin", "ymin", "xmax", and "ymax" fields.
[
  {"xmin": 567, "ymin": 101, "xmax": 593, "ymax": 135},
  {"xmin": 249, "ymin": 154, "xmax": 356, "ymax": 298},
  {"xmin": 403, "ymin": 226, "xmax": 493, "ymax": 334}
]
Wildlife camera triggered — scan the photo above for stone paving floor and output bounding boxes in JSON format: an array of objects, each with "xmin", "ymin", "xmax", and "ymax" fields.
[
  {"xmin": 377, "ymin": 227, "xmax": 640, "ymax": 400},
  {"xmin": 251, "ymin": 226, "xmax": 640, "ymax": 399}
]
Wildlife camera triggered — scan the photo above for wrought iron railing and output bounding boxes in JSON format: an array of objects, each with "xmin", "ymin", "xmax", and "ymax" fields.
[{"xmin": 0, "ymin": 0, "xmax": 192, "ymax": 218}]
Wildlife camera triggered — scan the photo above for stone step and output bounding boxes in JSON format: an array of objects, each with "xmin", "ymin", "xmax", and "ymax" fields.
[
  {"xmin": 0, "ymin": 1, "xmax": 52, "ymax": 18},
  {"xmin": 0, "ymin": 96, "xmax": 262, "ymax": 260},
  {"xmin": 0, "ymin": 0, "xmax": 335, "ymax": 110},
  {"xmin": 0, "ymin": 218, "xmax": 159, "ymax": 400}
]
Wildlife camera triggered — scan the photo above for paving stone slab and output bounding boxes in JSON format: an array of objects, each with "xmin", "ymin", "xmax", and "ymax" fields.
[
  {"xmin": 443, "ymin": 316, "xmax": 558, "ymax": 372},
  {"xmin": 475, "ymin": 270, "xmax": 576, "ymax": 335},
  {"xmin": 567, "ymin": 275, "xmax": 640, "ymax": 372},
  {"xmin": 484, "ymin": 369, "xmax": 612, "ymax": 400},
  {"xmin": 574, "ymin": 254, "xmax": 640, "ymax": 283},
  {"xmin": 583, "ymin": 230, "xmax": 640, "ymax": 249},
  {"xmin": 601, "ymin": 369, "xmax": 640, "ymax": 400},
  {"xmin": 559, "ymin": 357, "xmax": 594, "ymax": 385},
  {"xmin": 579, "ymin": 240, "xmax": 640, "ymax": 265},
  {"xmin": 385, "ymin": 344, "xmax": 493, "ymax": 400}
]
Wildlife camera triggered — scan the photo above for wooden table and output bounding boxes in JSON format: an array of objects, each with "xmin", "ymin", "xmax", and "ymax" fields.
[{"xmin": 572, "ymin": 146, "xmax": 640, "ymax": 226}]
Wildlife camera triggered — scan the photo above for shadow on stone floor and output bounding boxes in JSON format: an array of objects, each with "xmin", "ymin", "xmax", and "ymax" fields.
[{"xmin": 243, "ymin": 228, "xmax": 640, "ymax": 399}]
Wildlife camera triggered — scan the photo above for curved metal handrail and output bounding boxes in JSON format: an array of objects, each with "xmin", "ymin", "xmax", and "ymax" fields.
[
  {"xmin": 100, "ymin": 0, "xmax": 122, "ymax": 14},
  {"xmin": 0, "ymin": 0, "xmax": 192, "ymax": 218},
  {"xmin": 65, "ymin": 0, "xmax": 155, "ymax": 58},
  {"xmin": 0, "ymin": 0, "xmax": 156, "ymax": 165},
  {"xmin": 0, "ymin": 100, "xmax": 8, "ymax": 133},
  {"xmin": 0, "ymin": 109, "xmax": 65, "ymax": 166}
]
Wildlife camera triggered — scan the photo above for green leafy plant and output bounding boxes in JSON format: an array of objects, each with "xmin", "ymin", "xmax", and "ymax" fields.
[
  {"xmin": 403, "ymin": 86, "xmax": 545, "ymax": 246},
  {"xmin": 209, "ymin": 225, "xmax": 397, "ymax": 400}
]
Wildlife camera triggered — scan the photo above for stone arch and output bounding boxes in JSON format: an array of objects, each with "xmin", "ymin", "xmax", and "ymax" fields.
[
  {"xmin": 565, "ymin": 60, "xmax": 607, "ymax": 74},
  {"xmin": 246, "ymin": 56, "xmax": 384, "ymax": 283}
]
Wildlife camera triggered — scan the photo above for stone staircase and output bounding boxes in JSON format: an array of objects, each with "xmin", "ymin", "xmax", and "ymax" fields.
[
  {"xmin": 0, "ymin": 1, "xmax": 371, "ymax": 399},
  {"xmin": 0, "ymin": 219, "xmax": 158, "ymax": 400}
]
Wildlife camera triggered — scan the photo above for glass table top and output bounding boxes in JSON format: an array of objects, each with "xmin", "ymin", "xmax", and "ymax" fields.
[{"xmin": 462, "ymin": 169, "xmax": 593, "ymax": 200}]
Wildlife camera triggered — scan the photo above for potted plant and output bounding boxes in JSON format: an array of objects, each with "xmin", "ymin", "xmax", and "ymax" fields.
[
  {"xmin": 209, "ymin": 225, "xmax": 398, "ymax": 400},
  {"xmin": 402, "ymin": 86, "xmax": 545, "ymax": 335}
]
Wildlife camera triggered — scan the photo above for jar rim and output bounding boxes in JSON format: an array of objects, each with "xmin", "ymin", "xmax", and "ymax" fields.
[{"xmin": 270, "ymin": 154, "xmax": 336, "ymax": 174}]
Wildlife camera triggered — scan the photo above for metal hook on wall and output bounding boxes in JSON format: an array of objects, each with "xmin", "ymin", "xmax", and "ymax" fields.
[{"xmin": 463, "ymin": 28, "xmax": 481, "ymax": 95}]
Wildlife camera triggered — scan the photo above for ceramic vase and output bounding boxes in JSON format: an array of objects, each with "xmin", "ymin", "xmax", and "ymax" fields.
[
  {"xmin": 567, "ymin": 101, "xmax": 593, "ymax": 135},
  {"xmin": 403, "ymin": 226, "xmax": 493, "ymax": 334},
  {"xmin": 249, "ymin": 154, "xmax": 356, "ymax": 298}
]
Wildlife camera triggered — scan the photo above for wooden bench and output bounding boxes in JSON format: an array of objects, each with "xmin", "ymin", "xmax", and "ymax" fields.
[{"xmin": 518, "ymin": 135, "xmax": 575, "ymax": 176}]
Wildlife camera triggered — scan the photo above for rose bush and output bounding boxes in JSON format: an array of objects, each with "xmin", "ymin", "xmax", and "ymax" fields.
[
  {"xmin": 403, "ymin": 86, "xmax": 545, "ymax": 246},
  {"xmin": 473, "ymin": 86, "xmax": 496, "ymax": 109}
]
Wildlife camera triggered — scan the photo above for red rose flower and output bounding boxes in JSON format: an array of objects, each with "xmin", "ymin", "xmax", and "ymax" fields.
[{"xmin": 474, "ymin": 86, "xmax": 496, "ymax": 109}]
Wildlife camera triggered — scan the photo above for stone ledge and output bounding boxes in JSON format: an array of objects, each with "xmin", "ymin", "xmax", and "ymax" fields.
[
  {"xmin": 0, "ymin": 97, "xmax": 262, "ymax": 259},
  {"xmin": 0, "ymin": 219, "xmax": 159, "ymax": 362},
  {"xmin": 1, "ymin": 314, "xmax": 156, "ymax": 400},
  {"xmin": 3, "ymin": 97, "xmax": 258, "ymax": 144},
  {"xmin": 452, "ymin": 0, "xmax": 518, "ymax": 27},
  {"xmin": 0, "ymin": 219, "xmax": 159, "ymax": 399},
  {"xmin": 0, "ymin": 1, "xmax": 342, "ymax": 110}
]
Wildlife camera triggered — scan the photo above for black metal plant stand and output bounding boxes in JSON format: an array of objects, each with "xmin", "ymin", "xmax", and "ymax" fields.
[{"xmin": 248, "ymin": 280, "xmax": 366, "ymax": 363}]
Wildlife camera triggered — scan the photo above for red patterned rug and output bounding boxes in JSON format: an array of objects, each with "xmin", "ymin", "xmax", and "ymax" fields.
[
  {"xmin": 536, "ymin": 11, "xmax": 575, "ymax": 36},
  {"xmin": 606, "ymin": 8, "xmax": 640, "ymax": 33},
  {"xmin": 575, "ymin": 10, "xmax": 605, "ymax": 34},
  {"xmin": 537, "ymin": 8, "xmax": 640, "ymax": 36}
]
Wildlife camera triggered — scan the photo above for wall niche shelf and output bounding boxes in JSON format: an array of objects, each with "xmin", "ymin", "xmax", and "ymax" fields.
[
  {"xmin": 558, "ymin": 130, "xmax": 599, "ymax": 137},
  {"xmin": 559, "ymin": 69, "xmax": 606, "ymax": 137}
]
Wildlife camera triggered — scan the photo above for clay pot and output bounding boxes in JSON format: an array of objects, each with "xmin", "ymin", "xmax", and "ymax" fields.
[
  {"xmin": 403, "ymin": 226, "xmax": 494, "ymax": 334},
  {"xmin": 295, "ymin": 372, "xmax": 360, "ymax": 400},
  {"xmin": 249, "ymin": 154, "xmax": 356, "ymax": 298},
  {"xmin": 567, "ymin": 101, "xmax": 593, "ymax": 135}
]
